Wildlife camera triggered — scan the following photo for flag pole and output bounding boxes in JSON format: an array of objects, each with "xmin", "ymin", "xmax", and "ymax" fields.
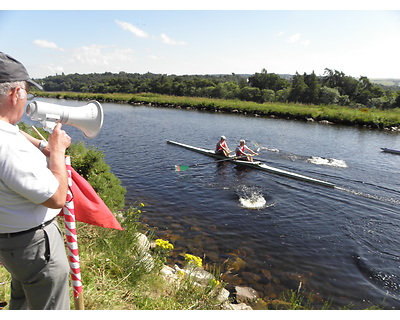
[
  {"xmin": 30, "ymin": 128, "xmax": 84, "ymax": 309},
  {"xmin": 64, "ymin": 156, "xmax": 84, "ymax": 310}
]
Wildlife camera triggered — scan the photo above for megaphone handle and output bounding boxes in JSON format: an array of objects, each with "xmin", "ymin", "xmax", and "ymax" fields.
[{"xmin": 43, "ymin": 121, "xmax": 56, "ymax": 134}]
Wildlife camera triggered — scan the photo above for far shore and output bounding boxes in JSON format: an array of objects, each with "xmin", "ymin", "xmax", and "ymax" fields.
[{"xmin": 34, "ymin": 91, "xmax": 400, "ymax": 131}]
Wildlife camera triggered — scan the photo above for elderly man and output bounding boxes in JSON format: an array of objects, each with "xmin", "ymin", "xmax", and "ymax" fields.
[
  {"xmin": 215, "ymin": 135, "xmax": 232, "ymax": 157},
  {"xmin": 0, "ymin": 52, "xmax": 71, "ymax": 309},
  {"xmin": 235, "ymin": 139, "xmax": 258, "ymax": 162}
]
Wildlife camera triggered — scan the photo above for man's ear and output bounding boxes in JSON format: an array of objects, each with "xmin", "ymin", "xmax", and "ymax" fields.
[{"xmin": 9, "ymin": 88, "xmax": 19, "ymax": 105}]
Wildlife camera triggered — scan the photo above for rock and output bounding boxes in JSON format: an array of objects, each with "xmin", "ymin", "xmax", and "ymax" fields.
[
  {"xmin": 136, "ymin": 252, "xmax": 154, "ymax": 272},
  {"xmin": 216, "ymin": 288, "xmax": 230, "ymax": 304},
  {"xmin": 319, "ymin": 120, "xmax": 333, "ymax": 125},
  {"xmin": 261, "ymin": 268, "xmax": 273, "ymax": 281},
  {"xmin": 264, "ymin": 283, "xmax": 277, "ymax": 299},
  {"xmin": 226, "ymin": 302, "xmax": 253, "ymax": 310},
  {"xmin": 220, "ymin": 273, "xmax": 242, "ymax": 286},
  {"xmin": 160, "ymin": 265, "xmax": 175, "ymax": 277},
  {"xmin": 184, "ymin": 266, "xmax": 215, "ymax": 284},
  {"xmin": 160, "ymin": 265, "xmax": 179, "ymax": 283},
  {"xmin": 226, "ymin": 256, "xmax": 247, "ymax": 272},
  {"xmin": 235, "ymin": 286, "xmax": 259, "ymax": 303},
  {"xmin": 135, "ymin": 233, "xmax": 150, "ymax": 252},
  {"xmin": 251, "ymin": 298, "xmax": 269, "ymax": 310}
]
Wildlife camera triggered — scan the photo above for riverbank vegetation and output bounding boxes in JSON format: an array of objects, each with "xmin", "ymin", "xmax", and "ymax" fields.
[
  {"xmin": 35, "ymin": 91, "xmax": 400, "ymax": 129},
  {"xmin": 32, "ymin": 68, "xmax": 400, "ymax": 130},
  {"xmin": 37, "ymin": 68, "xmax": 400, "ymax": 109}
]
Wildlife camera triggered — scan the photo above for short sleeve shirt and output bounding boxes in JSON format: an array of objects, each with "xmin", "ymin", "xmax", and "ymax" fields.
[{"xmin": 0, "ymin": 120, "xmax": 60, "ymax": 233}]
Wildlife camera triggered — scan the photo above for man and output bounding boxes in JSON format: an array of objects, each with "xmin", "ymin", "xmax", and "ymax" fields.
[
  {"xmin": 0, "ymin": 52, "xmax": 71, "ymax": 309},
  {"xmin": 235, "ymin": 139, "xmax": 258, "ymax": 162},
  {"xmin": 215, "ymin": 135, "xmax": 232, "ymax": 157}
]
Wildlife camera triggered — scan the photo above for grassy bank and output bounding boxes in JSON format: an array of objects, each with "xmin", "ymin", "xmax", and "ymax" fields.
[
  {"xmin": 35, "ymin": 91, "xmax": 400, "ymax": 129},
  {"xmin": 0, "ymin": 208, "xmax": 225, "ymax": 310}
]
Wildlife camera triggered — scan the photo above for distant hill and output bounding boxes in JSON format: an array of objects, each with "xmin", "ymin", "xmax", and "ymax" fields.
[{"xmin": 371, "ymin": 78, "xmax": 400, "ymax": 87}]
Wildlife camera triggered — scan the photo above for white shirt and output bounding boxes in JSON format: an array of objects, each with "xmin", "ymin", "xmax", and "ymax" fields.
[{"xmin": 0, "ymin": 120, "xmax": 60, "ymax": 233}]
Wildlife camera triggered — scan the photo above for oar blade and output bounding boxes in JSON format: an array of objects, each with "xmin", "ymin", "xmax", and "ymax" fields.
[{"xmin": 175, "ymin": 165, "xmax": 190, "ymax": 172}]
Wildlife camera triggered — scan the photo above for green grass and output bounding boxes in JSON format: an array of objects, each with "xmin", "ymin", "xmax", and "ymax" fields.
[
  {"xmin": 35, "ymin": 91, "xmax": 400, "ymax": 129},
  {"xmin": 0, "ymin": 206, "xmax": 224, "ymax": 310}
]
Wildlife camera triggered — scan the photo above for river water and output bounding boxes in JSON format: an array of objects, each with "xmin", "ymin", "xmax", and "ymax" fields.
[{"xmin": 23, "ymin": 98, "xmax": 400, "ymax": 309}]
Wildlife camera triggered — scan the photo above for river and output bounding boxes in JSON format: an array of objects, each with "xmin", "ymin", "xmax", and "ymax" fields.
[{"xmin": 23, "ymin": 98, "xmax": 400, "ymax": 309}]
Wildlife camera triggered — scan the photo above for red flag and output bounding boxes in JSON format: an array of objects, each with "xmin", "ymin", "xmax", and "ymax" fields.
[{"xmin": 62, "ymin": 167, "xmax": 123, "ymax": 230}]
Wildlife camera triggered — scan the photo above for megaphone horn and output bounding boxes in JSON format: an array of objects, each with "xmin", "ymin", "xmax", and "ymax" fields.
[{"xmin": 26, "ymin": 100, "xmax": 104, "ymax": 138}]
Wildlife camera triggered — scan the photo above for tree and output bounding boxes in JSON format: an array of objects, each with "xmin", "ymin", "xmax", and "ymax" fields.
[
  {"xmin": 239, "ymin": 87, "xmax": 263, "ymax": 102},
  {"xmin": 322, "ymin": 68, "xmax": 359, "ymax": 100},
  {"xmin": 393, "ymin": 94, "xmax": 400, "ymax": 108},
  {"xmin": 248, "ymin": 68, "xmax": 289, "ymax": 92},
  {"xmin": 261, "ymin": 89, "xmax": 275, "ymax": 102},
  {"xmin": 319, "ymin": 86, "xmax": 340, "ymax": 105},
  {"xmin": 303, "ymin": 72, "xmax": 320, "ymax": 104},
  {"xmin": 275, "ymin": 88, "xmax": 291, "ymax": 102},
  {"xmin": 288, "ymin": 73, "xmax": 308, "ymax": 103}
]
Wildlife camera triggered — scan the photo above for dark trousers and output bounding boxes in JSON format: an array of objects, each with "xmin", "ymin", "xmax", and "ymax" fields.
[{"xmin": 0, "ymin": 220, "xmax": 70, "ymax": 310}]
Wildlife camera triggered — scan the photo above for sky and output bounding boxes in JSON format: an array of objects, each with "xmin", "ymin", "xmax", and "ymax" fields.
[{"xmin": 1, "ymin": 2, "xmax": 400, "ymax": 80}]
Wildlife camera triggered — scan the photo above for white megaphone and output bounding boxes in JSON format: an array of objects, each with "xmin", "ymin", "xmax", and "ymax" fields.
[{"xmin": 26, "ymin": 100, "xmax": 104, "ymax": 138}]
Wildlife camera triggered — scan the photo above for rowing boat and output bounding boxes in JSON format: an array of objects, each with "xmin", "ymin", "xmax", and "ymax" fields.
[
  {"xmin": 167, "ymin": 140, "xmax": 335, "ymax": 188},
  {"xmin": 381, "ymin": 148, "xmax": 400, "ymax": 155}
]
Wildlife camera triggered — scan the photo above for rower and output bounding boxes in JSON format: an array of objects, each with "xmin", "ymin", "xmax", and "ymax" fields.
[
  {"xmin": 215, "ymin": 135, "xmax": 232, "ymax": 157},
  {"xmin": 235, "ymin": 139, "xmax": 258, "ymax": 162}
]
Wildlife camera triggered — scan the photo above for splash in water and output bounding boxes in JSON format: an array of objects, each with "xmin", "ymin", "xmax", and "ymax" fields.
[
  {"xmin": 239, "ymin": 195, "xmax": 268, "ymax": 209},
  {"xmin": 307, "ymin": 156, "xmax": 348, "ymax": 168},
  {"xmin": 236, "ymin": 185, "xmax": 274, "ymax": 209}
]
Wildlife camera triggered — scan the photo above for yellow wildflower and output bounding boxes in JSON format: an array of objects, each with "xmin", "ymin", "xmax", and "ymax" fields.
[
  {"xmin": 155, "ymin": 239, "xmax": 174, "ymax": 250},
  {"xmin": 184, "ymin": 254, "xmax": 202, "ymax": 268}
]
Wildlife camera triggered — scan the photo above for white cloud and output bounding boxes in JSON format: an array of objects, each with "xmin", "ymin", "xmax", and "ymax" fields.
[
  {"xmin": 115, "ymin": 20, "xmax": 149, "ymax": 38},
  {"xmin": 63, "ymin": 44, "xmax": 137, "ymax": 74},
  {"xmin": 70, "ymin": 44, "xmax": 109, "ymax": 66},
  {"xmin": 33, "ymin": 39, "xmax": 64, "ymax": 51},
  {"xmin": 148, "ymin": 54, "xmax": 163, "ymax": 60},
  {"xmin": 160, "ymin": 33, "xmax": 186, "ymax": 45},
  {"xmin": 45, "ymin": 64, "xmax": 65, "ymax": 75},
  {"xmin": 111, "ymin": 48, "xmax": 136, "ymax": 62},
  {"xmin": 286, "ymin": 33, "xmax": 311, "ymax": 47},
  {"xmin": 287, "ymin": 33, "xmax": 301, "ymax": 43}
]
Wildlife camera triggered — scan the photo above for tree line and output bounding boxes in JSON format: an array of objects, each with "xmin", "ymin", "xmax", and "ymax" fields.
[{"xmin": 39, "ymin": 68, "xmax": 400, "ymax": 109}]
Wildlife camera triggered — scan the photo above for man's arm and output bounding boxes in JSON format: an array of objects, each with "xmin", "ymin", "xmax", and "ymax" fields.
[
  {"xmin": 20, "ymin": 130, "xmax": 50, "ymax": 157},
  {"xmin": 41, "ymin": 123, "xmax": 71, "ymax": 209}
]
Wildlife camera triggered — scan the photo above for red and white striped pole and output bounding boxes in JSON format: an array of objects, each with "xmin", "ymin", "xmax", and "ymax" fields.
[{"xmin": 63, "ymin": 156, "xmax": 84, "ymax": 310}]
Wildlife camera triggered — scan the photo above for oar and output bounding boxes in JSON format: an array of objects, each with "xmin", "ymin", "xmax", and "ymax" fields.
[
  {"xmin": 175, "ymin": 157, "xmax": 239, "ymax": 171},
  {"xmin": 253, "ymin": 142, "xmax": 261, "ymax": 152}
]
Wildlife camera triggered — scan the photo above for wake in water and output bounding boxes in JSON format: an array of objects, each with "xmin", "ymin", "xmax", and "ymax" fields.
[
  {"xmin": 257, "ymin": 144, "xmax": 347, "ymax": 169},
  {"xmin": 307, "ymin": 156, "xmax": 348, "ymax": 168},
  {"xmin": 258, "ymin": 146, "xmax": 279, "ymax": 153},
  {"xmin": 353, "ymin": 255, "xmax": 400, "ymax": 299},
  {"xmin": 235, "ymin": 185, "xmax": 275, "ymax": 210},
  {"xmin": 335, "ymin": 186, "xmax": 400, "ymax": 205}
]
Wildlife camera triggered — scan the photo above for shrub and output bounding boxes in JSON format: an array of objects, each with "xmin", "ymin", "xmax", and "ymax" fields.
[{"xmin": 66, "ymin": 141, "xmax": 126, "ymax": 212}]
